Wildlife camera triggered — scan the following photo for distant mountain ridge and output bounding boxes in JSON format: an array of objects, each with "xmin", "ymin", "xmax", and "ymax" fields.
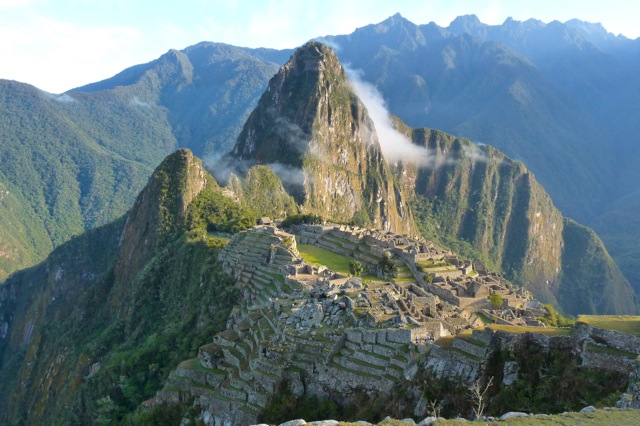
[{"xmin": 0, "ymin": 43, "xmax": 287, "ymax": 280}]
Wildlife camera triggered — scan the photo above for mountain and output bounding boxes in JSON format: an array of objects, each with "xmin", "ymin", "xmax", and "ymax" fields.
[
  {"xmin": 224, "ymin": 41, "xmax": 635, "ymax": 314},
  {"xmin": 0, "ymin": 43, "xmax": 287, "ymax": 280},
  {"xmin": 227, "ymin": 42, "xmax": 414, "ymax": 234},
  {"xmin": 0, "ymin": 149, "xmax": 250, "ymax": 424},
  {"xmin": 0, "ymin": 41, "xmax": 638, "ymax": 422},
  {"xmin": 0, "ymin": 79, "xmax": 165, "ymax": 281},
  {"xmin": 320, "ymin": 14, "xmax": 640, "ymax": 292},
  {"xmin": 393, "ymin": 124, "xmax": 636, "ymax": 315},
  {"xmin": 0, "ymin": 147, "xmax": 635, "ymax": 423}
]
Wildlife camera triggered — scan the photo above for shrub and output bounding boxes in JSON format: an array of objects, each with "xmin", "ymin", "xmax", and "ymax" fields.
[
  {"xmin": 488, "ymin": 293, "xmax": 503, "ymax": 308},
  {"xmin": 349, "ymin": 260, "xmax": 363, "ymax": 276}
]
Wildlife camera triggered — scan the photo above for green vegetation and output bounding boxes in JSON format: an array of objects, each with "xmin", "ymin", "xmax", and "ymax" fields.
[
  {"xmin": 349, "ymin": 260, "xmax": 364, "ymax": 276},
  {"xmin": 488, "ymin": 293, "xmax": 503, "ymax": 308},
  {"xmin": 298, "ymin": 244, "xmax": 352, "ymax": 274},
  {"xmin": 486, "ymin": 324, "xmax": 573, "ymax": 336},
  {"xmin": 0, "ymin": 157, "xmax": 262, "ymax": 424},
  {"xmin": 586, "ymin": 343, "xmax": 638, "ymax": 359},
  {"xmin": 476, "ymin": 311, "xmax": 494, "ymax": 325},
  {"xmin": 426, "ymin": 331, "xmax": 625, "ymax": 419},
  {"xmin": 262, "ymin": 380, "xmax": 416, "ymax": 424},
  {"xmin": 484, "ymin": 344, "xmax": 626, "ymax": 416},
  {"xmin": 281, "ymin": 214, "xmax": 324, "ymax": 227},
  {"xmin": 238, "ymin": 165, "xmax": 300, "ymax": 219},
  {"xmin": 378, "ymin": 253, "xmax": 395, "ymax": 274},
  {"xmin": 0, "ymin": 43, "xmax": 285, "ymax": 282},
  {"xmin": 187, "ymin": 181, "xmax": 258, "ymax": 233},
  {"xmin": 0, "ymin": 81, "xmax": 165, "ymax": 281},
  {"xmin": 558, "ymin": 220, "xmax": 637, "ymax": 315},
  {"xmin": 539, "ymin": 304, "xmax": 575, "ymax": 328},
  {"xmin": 261, "ymin": 382, "xmax": 341, "ymax": 424},
  {"xmin": 351, "ymin": 209, "xmax": 374, "ymax": 228},
  {"xmin": 577, "ymin": 315, "xmax": 640, "ymax": 335}
]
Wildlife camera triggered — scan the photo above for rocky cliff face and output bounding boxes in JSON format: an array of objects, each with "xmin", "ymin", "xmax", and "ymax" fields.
[
  {"xmin": 227, "ymin": 42, "xmax": 634, "ymax": 315},
  {"xmin": 230, "ymin": 42, "xmax": 413, "ymax": 234},
  {"xmin": 394, "ymin": 124, "xmax": 637, "ymax": 315}
]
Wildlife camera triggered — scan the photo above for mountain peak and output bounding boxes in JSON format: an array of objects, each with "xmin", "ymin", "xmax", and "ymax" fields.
[
  {"xmin": 384, "ymin": 12, "xmax": 409, "ymax": 25},
  {"xmin": 448, "ymin": 14, "xmax": 488, "ymax": 38},
  {"xmin": 114, "ymin": 148, "xmax": 210, "ymax": 291},
  {"xmin": 231, "ymin": 41, "xmax": 346, "ymax": 166},
  {"xmin": 228, "ymin": 42, "xmax": 413, "ymax": 232},
  {"xmin": 450, "ymin": 14, "xmax": 482, "ymax": 27},
  {"xmin": 284, "ymin": 41, "xmax": 342, "ymax": 74}
]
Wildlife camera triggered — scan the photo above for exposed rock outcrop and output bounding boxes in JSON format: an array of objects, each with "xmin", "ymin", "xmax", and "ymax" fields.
[{"xmin": 229, "ymin": 42, "xmax": 413, "ymax": 234}]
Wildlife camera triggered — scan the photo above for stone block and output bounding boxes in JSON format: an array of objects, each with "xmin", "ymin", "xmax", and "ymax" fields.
[
  {"xmin": 363, "ymin": 330, "xmax": 377, "ymax": 343},
  {"xmin": 346, "ymin": 329, "xmax": 363, "ymax": 343},
  {"xmin": 386, "ymin": 328, "xmax": 412, "ymax": 344}
]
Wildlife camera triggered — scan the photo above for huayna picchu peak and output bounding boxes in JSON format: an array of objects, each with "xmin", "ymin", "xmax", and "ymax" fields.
[
  {"xmin": 227, "ymin": 42, "xmax": 414, "ymax": 235},
  {"xmin": 1, "ymin": 37, "xmax": 640, "ymax": 426}
]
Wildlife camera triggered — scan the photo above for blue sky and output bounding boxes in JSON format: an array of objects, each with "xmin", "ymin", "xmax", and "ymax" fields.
[{"xmin": 1, "ymin": 0, "xmax": 638, "ymax": 93}]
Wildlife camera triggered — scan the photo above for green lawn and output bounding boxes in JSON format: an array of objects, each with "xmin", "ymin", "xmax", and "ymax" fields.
[
  {"xmin": 476, "ymin": 311, "xmax": 494, "ymax": 325},
  {"xmin": 297, "ymin": 244, "xmax": 376, "ymax": 281},
  {"xmin": 577, "ymin": 315, "xmax": 640, "ymax": 335},
  {"xmin": 298, "ymin": 244, "xmax": 352, "ymax": 272}
]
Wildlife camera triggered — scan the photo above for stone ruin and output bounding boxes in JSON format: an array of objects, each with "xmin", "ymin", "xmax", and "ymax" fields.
[{"xmin": 153, "ymin": 223, "xmax": 551, "ymax": 425}]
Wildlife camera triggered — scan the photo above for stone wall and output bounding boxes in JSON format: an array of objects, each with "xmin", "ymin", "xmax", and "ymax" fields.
[{"xmin": 575, "ymin": 323, "xmax": 640, "ymax": 354}]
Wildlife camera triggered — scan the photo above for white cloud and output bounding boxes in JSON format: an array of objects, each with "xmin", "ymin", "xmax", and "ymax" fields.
[
  {"xmin": 346, "ymin": 67, "xmax": 435, "ymax": 167},
  {"xmin": 0, "ymin": 15, "xmax": 146, "ymax": 93},
  {"xmin": 43, "ymin": 92, "xmax": 76, "ymax": 103},
  {"xmin": 129, "ymin": 96, "xmax": 151, "ymax": 108}
]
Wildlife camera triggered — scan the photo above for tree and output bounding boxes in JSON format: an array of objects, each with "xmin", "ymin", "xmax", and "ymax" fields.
[
  {"xmin": 488, "ymin": 293, "xmax": 503, "ymax": 308},
  {"xmin": 349, "ymin": 260, "xmax": 364, "ymax": 276},
  {"xmin": 468, "ymin": 376, "xmax": 494, "ymax": 420},
  {"xmin": 378, "ymin": 252, "xmax": 395, "ymax": 274}
]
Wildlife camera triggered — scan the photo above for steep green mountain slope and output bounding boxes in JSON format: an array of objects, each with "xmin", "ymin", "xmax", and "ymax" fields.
[
  {"xmin": 395, "ymin": 125, "xmax": 636, "ymax": 315},
  {"xmin": 228, "ymin": 42, "xmax": 414, "ymax": 234},
  {"xmin": 0, "ymin": 44, "xmax": 286, "ymax": 280},
  {"xmin": 321, "ymin": 14, "xmax": 640, "ymax": 292},
  {"xmin": 0, "ymin": 150, "xmax": 251, "ymax": 424},
  {"xmin": 0, "ymin": 80, "xmax": 165, "ymax": 280}
]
